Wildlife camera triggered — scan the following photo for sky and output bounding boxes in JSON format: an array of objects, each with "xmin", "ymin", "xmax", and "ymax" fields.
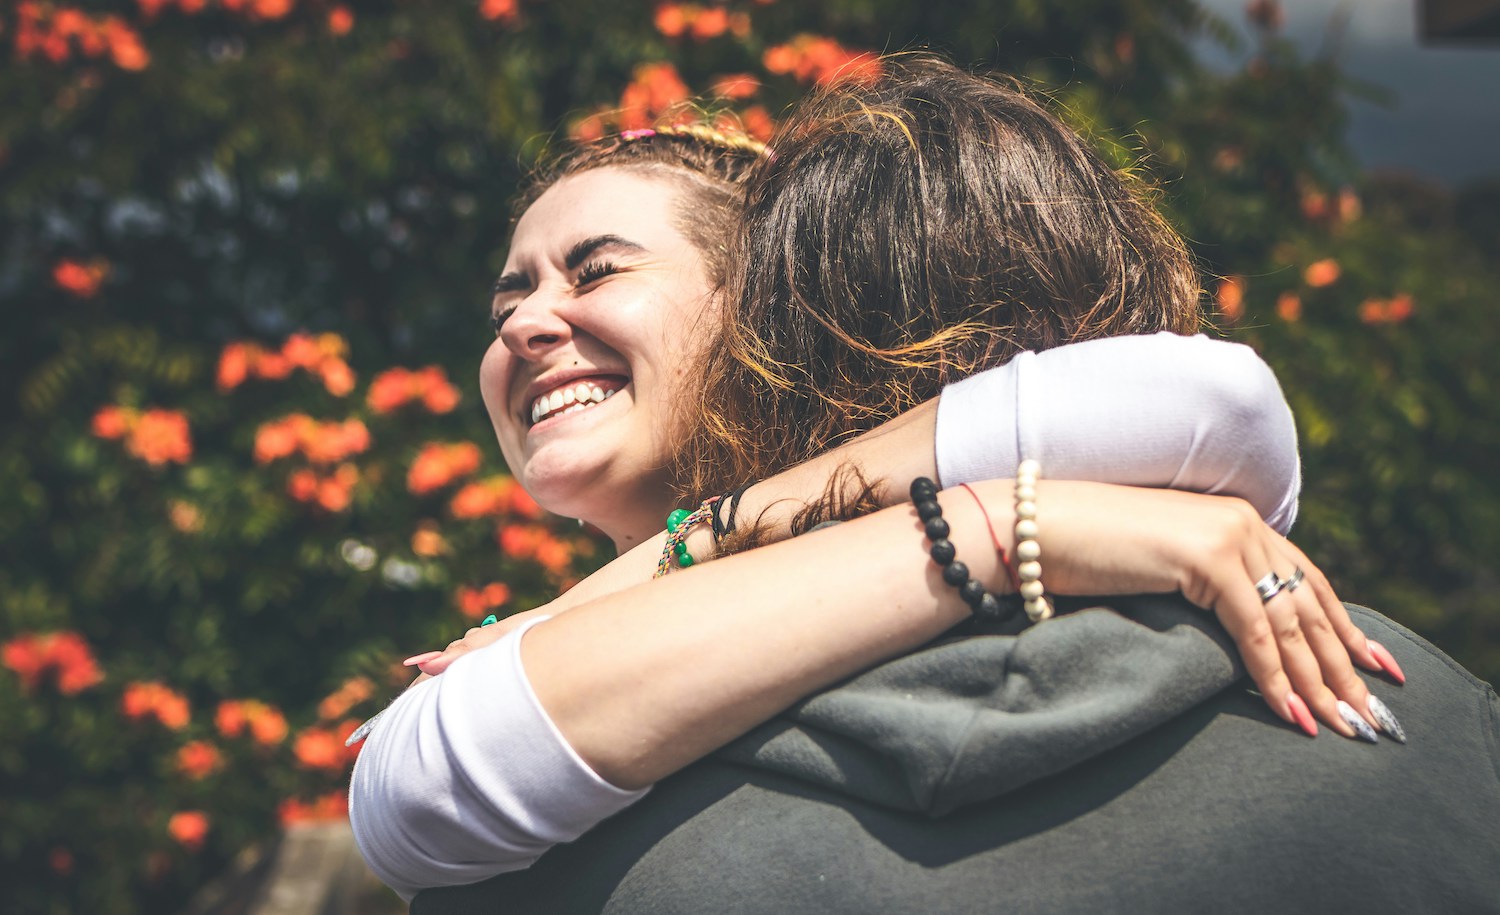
[{"xmin": 1196, "ymin": 0, "xmax": 1500, "ymax": 184}]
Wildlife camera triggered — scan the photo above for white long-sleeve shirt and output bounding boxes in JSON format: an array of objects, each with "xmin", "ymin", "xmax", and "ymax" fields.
[{"xmin": 350, "ymin": 331, "xmax": 1301, "ymax": 900}]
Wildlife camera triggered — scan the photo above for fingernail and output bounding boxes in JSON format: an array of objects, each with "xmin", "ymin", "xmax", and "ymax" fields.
[
  {"xmin": 1367, "ymin": 695, "xmax": 1407, "ymax": 744},
  {"xmin": 1368, "ymin": 640, "xmax": 1406, "ymax": 685},
  {"xmin": 403, "ymin": 650, "xmax": 444, "ymax": 667},
  {"xmin": 1286, "ymin": 692, "xmax": 1318, "ymax": 737},
  {"xmin": 345, "ymin": 712, "xmax": 382, "ymax": 747},
  {"xmin": 1337, "ymin": 700, "xmax": 1379, "ymax": 743}
]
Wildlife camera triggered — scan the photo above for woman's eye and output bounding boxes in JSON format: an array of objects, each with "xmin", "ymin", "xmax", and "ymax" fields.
[
  {"xmin": 575, "ymin": 260, "xmax": 618, "ymax": 288},
  {"xmin": 490, "ymin": 306, "xmax": 515, "ymax": 335}
]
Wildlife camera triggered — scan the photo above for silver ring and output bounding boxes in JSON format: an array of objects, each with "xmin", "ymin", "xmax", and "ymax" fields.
[
  {"xmin": 1283, "ymin": 567, "xmax": 1305, "ymax": 593},
  {"xmin": 1254, "ymin": 571, "xmax": 1284, "ymax": 602}
]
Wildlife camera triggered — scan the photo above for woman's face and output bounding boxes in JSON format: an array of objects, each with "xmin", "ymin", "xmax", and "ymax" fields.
[{"xmin": 481, "ymin": 167, "xmax": 716, "ymax": 547}]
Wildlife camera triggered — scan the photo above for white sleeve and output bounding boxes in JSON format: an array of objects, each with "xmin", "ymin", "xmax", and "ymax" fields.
[
  {"xmin": 348, "ymin": 615, "xmax": 649, "ymax": 901},
  {"xmin": 934, "ymin": 332, "xmax": 1301, "ymax": 533}
]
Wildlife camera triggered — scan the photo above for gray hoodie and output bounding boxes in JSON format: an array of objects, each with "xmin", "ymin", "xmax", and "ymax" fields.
[{"xmin": 412, "ymin": 598, "xmax": 1500, "ymax": 914}]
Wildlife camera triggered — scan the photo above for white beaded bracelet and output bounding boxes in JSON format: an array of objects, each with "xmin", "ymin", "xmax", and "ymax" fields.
[{"xmin": 1014, "ymin": 459, "xmax": 1052, "ymax": 622}]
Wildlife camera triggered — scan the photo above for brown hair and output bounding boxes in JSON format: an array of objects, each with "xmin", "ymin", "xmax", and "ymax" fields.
[
  {"xmin": 676, "ymin": 55, "xmax": 1202, "ymax": 507},
  {"xmin": 510, "ymin": 122, "xmax": 767, "ymax": 290}
]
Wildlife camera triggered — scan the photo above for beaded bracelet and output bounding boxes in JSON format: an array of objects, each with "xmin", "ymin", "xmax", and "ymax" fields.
[
  {"xmin": 1013, "ymin": 459, "xmax": 1052, "ymax": 622},
  {"xmin": 655, "ymin": 497, "xmax": 721, "ymax": 578},
  {"xmin": 910, "ymin": 477, "xmax": 1004, "ymax": 621}
]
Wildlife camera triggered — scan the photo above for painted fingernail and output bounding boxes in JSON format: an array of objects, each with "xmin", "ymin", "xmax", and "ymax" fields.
[
  {"xmin": 1337, "ymin": 700, "xmax": 1379, "ymax": 743},
  {"xmin": 345, "ymin": 711, "xmax": 382, "ymax": 747},
  {"xmin": 1286, "ymin": 692, "xmax": 1318, "ymax": 737},
  {"xmin": 1368, "ymin": 640, "xmax": 1406, "ymax": 685},
  {"xmin": 1367, "ymin": 695, "xmax": 1407, "ymax": 744},
  {"xmin": 403, "ymin": 650, "xmax": 444, "ymax": 667}
]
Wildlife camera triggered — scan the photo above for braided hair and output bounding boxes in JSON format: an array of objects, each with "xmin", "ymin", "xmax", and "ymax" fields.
[{"xmin": 511, "ymin": 121, "xmax": 768, "ymax": 289}]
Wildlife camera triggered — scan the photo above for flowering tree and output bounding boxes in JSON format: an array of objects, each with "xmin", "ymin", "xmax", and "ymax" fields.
[{"xmin": 3, "ymin": 0, "xmax": 1498, "ymax": 910}]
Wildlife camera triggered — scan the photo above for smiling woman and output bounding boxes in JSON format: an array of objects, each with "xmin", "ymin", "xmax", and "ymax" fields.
[
  {"xmin": 482, "ymin": 169, "xmax": 719, "ymax": 549},
  {"xmin": 347, "ymin": 63, "xmax": 1498, "ymax": 912}
]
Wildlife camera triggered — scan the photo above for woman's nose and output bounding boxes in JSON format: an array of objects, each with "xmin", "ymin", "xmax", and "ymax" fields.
[{"xmin": 499, "ymin": 290, "xmax": 573, "ymax": 359}]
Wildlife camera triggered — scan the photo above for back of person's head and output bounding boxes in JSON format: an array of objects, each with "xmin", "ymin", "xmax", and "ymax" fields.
[
  {"xmin": 678, "ymin": 53, "xmax": 1202, "ymax": 501},
  {"xmin": 511, "ymin": 121, "xmax": 766, "ymax": 290}
]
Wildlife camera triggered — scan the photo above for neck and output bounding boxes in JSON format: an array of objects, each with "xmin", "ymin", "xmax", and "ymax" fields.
[{"xmin": 594, "ymin": 493, "xmax": 677, "ymax": 557}]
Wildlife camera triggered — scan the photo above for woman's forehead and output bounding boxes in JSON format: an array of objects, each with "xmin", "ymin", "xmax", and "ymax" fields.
[{"xmin": 509, "ymin": 168, "xmax": 689, "ymax": 257}]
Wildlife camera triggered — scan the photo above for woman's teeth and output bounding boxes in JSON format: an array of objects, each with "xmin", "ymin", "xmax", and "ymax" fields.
[{"xmin": 531, "ymin": 382, "xmax": 615, "ymax": 424}]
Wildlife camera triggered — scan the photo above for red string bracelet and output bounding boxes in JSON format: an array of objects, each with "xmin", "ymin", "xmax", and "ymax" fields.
[{"xmin": 957, "ymin": 482, "xmax": 1020, "ymax": 591}]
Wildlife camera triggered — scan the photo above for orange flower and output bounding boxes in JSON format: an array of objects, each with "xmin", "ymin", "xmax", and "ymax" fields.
[
  {"xmin": 255, "ymin": 416, "xmax": 304, "ymax": 463},
  {"xmin": 498, "ymin": 525, "xmax": 573, "ymax": 573},
  {"xmin": 91, "ymin": 405, "xmax": 133, "ymax": 439},
  {"xmin": 314, "ymin": 463, "xmax": 359, "ymax": 512},
  {"xmin": 281, "ymin": 333, "xmax": 321, "ymax": 369},
  {"xmin": 690, "ymin": 6, "xmax": 728, "ymax": 38},
  {"xmin": 53, "ymin": 258, "xmax": 110, "ymax": 296},
  {"xmin": 126, "ymin": 409, "xmax": 192, "ymax": 465},
  {"xmin": 175, "ymin": 740, "xmax": 222, "ymax": 780},
  {"xmin": 327, "ymin": 5, "xmax": 353, "ymax": 34},
  {"xmin": 122, "ymin": 682, "xmax": 190, "ymax": 730},
  {"xmin": 168, "ymin": 500, "xmax": 203, "ymax": 533},
  {"xmin": 368, "ymin": 366, "xmax": 460, "ymax": 414},
  {"xmin": 1276, "ymin": 291, "xmax": 1302, "ymax": 322},
  {"xmin": 216, "ymin": 342, "xmax": 251, "ymax": 391},
  {"xmin": 712, "ymin": 73, "xmax": 760, "ymax": 100},
  {"xmin": 1360, "ymin": 293, "xmax": 1415, "ymax": 325},
  {"xmin": 167, "ymin": 811, "xmax": 209, "ymax": 851},
  {"xmin": 449, "ymin": 475, "xmax": 521, "ymax": 519},
  {"xmin": 294, "ymin": 727, "xmax": 347, "ymax": 771},
  {"xmin": 303, "ymin": 419, "xmax": 370, "ymax": 464},
  {"xmin": 48, "ymin": 847, "xmax": 74, "ymax": 876},
  {"xmin": 1215, "ymin": 276, "xmax": 1245, "ymax": 322},
  {"xmin": 455, "ymin": 581, "xmax": 512, "ymax": 619},
  {"xmin": 215, "ymin": 697, "xmax": 285, "ymax": 743},
  {"xmin": 318, "ymin": 676, "xmax": 374, "ymax": 720},
  {"xmin": 250, "ymin": 0, "xmax": 293, "ymax": 20},
  {"xmin": 1304, "ymin": 258, "xmax": 1341, "ymax": 288},
  {"xmin": 246, "ymin": 700, "xmax": 288, "ymax": 745},
  {"xmin": 763, "ymin": 43, "xmax": 799, "ymax": 75},
  {"xmin": 255, "ymin": 352, "xmax": 293, "ymax": 380},
  {"xmin": 318, "ymin": 359, "xmax": 355, "ymax": 396},
  {"xmin": 654, "ymin": 3, "xmax": 687, "ymax": 36},
  {"xmin": 278, "ymin": 789, "xmax": 348, "ymax": 825},
  {"xmin": 3, "ymin": 631, "xmax": 104, "ymax": 694},
  {"xmin": 215, "ymin": 700, "xmax": 247, "ymax": 738},
  {"xmin": 2, "ymin": 635, "xmax": 47, "ymax": 689},
  {"xmin": 619, "ymin": 62, "xmax": 691, "ymax": 127},
  {"xmin": 479, "ymin": 0, "xmax": 517, "ymax": 22},
  {"xmin": 287, "ymin": 468, "xmax": 319, "ymax": 502},
  {"xmin": 408, "ymin": 442, "xmax": 483, "ymax": 495},
  {"xmin": 740, "ymin": 105, "xmax": 774, "ymax": 143},
  {"xmin": 411, "ymin": 522, "xmax": 448, "ymax": 557},
  {"xmin": 764, "ymin": 35, "xmax": 879, "ymax": 86},
  {"xmin": 102, "ymin": 17, "xmax": 149, "ymax": 70}
]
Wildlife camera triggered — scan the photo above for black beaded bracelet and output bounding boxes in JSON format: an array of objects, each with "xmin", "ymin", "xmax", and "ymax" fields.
[{"xmin": 910, "ymin": 477, "xmax": 1004, "ymax": 621}]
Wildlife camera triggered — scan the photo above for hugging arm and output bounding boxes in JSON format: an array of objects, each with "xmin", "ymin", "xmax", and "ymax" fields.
[{"xmin": 352, "ymin": 480, "xmax": 1382, "ymax": 899}]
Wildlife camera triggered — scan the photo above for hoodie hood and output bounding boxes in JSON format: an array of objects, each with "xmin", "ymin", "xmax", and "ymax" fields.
[{"xmin": 715, "ymin": 595, "xmax": 1244, "ymax": 816}]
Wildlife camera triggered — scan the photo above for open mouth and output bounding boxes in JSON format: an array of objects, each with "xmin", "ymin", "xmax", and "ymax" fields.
[{"xmin": 528, "ymin": 375, "xmax": 626, "ymax": 427}]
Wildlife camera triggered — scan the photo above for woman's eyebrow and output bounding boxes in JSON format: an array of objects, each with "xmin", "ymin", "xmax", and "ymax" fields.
[
  {"xmin": 492, "ymin": 272, "xmax": 528, "ymax": 294},
  {"xmin": 564, "ymin": 234, "xmax": 645, "ymax": 269}
]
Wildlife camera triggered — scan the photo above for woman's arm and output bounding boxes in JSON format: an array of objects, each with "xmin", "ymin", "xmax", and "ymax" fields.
[
  {"xmin": 355, "ymin": 481, "xmax": 1384, "ymax": 896},
  {"xmin": 499, "ymin": 332, "xmax": 1304, "ymax": 618},
  {"xmin": 934, "ymin": 332, "xmax": 1301, "ymax": 532}
]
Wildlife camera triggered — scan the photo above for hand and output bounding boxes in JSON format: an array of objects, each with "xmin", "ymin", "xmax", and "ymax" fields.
[
  {"xmin": 1031, "ymin": 482, "xmax": 1399, "ymax": 741},
  {"xmin": 405, "ymin": 607, "xmax": 553, "ymax": 684}
]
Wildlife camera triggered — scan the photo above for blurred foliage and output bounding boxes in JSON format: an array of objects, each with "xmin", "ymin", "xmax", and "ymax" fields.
[{"xmin": 2, "ymin": 0, "xmax": 1497, "ymax": 911}]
